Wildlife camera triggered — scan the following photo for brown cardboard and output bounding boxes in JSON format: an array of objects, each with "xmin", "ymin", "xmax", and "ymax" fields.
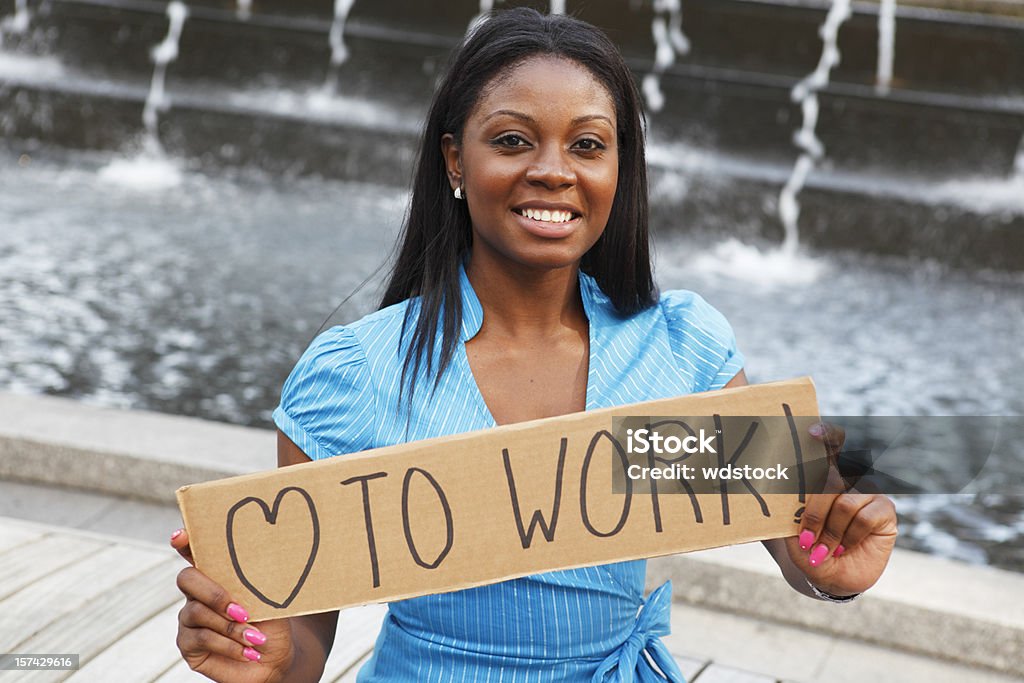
[{"xmin": 176, "ymin": 377, "xmax": 827, "ymax": 621}]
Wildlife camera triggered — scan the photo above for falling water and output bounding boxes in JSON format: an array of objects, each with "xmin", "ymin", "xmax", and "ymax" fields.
[
  {"xmin": 6, "ymin": 0, "xmax": 30, "ymax": 33},
  {"xmin": 316, "ymin": 0, "xmax": 357, "ymax": 98},
  {"xmin": 550, "ymin": 0, "xmax": 566, "ymax": 14},
  {"xmin": 0, "ymin": 0, "xmax": 31, "ymax": 48},
  {"xmin": 691, "ymin": 1, "xmax": 852, "ymax": 285},
  {"xmin": 641, "ymin": 0, "xmax": 690, "ymax": 113},
  {"xmin": 142, "ymin": 2, "xmax": 188, "ymax": 146},
  {"xmin": 236, "ymin": 0, "xmax": 252, "ymax": 21},
  {"xmin": 692, "ymin": 0, "xmax": 852, "ymax": 285},
  {"xmin": 328, "ymin": 1, "xmax": 356, "ymax": 72},
  {"xmin": 778, "ymin": 0, "xmax": 852, "ymax": 253},
  {"xmin": 933, "ymin": 131, "xmax": 1024, "ymax": 215},
  {"xmin": 98, "ymin": 1, "xmax": 188, "ymax": 189},
  {"xmin": 467, "ymin": 0, "xmax": 494, "ymax": 36},
  {"xmin": 1015, "ymin": 133, "xmax": 1024, "ymax": 177},
  {"xmin": 876, "ymin": 0, "xmax": 896, "ymax": 95}
]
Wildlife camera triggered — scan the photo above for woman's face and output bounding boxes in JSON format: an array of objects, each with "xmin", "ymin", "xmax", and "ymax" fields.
[{"xmin": 444, "ymin": 55, "xmax": 619, "ymax": 273}]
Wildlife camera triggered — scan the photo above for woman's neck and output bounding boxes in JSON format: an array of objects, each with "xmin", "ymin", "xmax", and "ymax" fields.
[{"xmin": 465, "ymin": 256, "xmax": 588, "ymax": 341}]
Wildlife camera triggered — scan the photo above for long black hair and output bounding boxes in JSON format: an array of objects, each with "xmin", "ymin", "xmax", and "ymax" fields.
[{"xmin": 379, "ymin": 7, "xmax": 656, "ymax": 402}]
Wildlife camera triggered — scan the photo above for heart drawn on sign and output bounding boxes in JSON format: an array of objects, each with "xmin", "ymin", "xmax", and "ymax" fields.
[{"xmin": 226, "ymin": 486, "xmax": 320, "ymax": 609}]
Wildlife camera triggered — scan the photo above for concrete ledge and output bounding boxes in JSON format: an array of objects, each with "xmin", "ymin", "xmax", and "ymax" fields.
[
  {"xmin": 3, "ymin": 391, "xmax": 1022, "ymax": 676},
  {"xmin": 648, "ymin": 542, "xmax": 1024, "ymax": 678},
  {"xmin": 0, "ymin": 392, "xmax": 274, "ymax": 504}
]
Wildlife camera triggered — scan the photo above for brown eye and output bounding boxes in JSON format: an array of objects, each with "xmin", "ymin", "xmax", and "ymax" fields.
[
  {"xmin": 494, "ymin": 134, "xmax": 529, "ymax": 148},
  {"xmin": 574, "ymin": 138, "xmax": 606, "ymax": 152}
]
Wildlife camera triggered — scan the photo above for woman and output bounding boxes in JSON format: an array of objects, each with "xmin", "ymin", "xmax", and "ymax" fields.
[{"xmin": 172, "ymin": 8, "xmax": 898, "ymax": 681}]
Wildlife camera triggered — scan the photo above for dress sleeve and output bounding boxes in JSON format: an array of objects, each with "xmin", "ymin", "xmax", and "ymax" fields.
[
  {"xmin": 272, "ymin": 326, "xmax": 376, "ymax": 460},
  {"xmin": 660, "ymin": 290, "xmax": 745, "ymax": 393}
]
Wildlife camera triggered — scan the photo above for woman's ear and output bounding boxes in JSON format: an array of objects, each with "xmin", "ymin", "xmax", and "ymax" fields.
[{"xmin": 441, "ymin": 133, "xmax": 462, "ymax": 192}]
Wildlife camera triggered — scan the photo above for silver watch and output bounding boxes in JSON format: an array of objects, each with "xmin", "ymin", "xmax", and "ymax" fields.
[{"xmin": 805, "ymin": 577, "xmax": 861, "ymax": 603}]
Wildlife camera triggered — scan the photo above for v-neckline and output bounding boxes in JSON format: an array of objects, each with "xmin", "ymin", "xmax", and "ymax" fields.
[{"xmin": 457, "ymin": 272, "xmax": 598, "ymax": 428}]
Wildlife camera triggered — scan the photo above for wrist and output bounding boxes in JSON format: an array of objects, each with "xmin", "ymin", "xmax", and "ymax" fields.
[
  {"xmin": 273, "ymin": 618, "xmax": 330, "ymax": 683},
  {"xmin": 259, "ymin": 627, "xmax": 299, "ymax": 683}
]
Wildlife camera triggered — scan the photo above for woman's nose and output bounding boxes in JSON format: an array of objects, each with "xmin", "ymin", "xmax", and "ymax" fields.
[{"xmin": 525, "ymin": 145, "xmax": 576, "ymax": 189}]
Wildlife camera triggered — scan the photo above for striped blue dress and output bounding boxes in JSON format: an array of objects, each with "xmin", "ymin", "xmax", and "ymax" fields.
[{"xmin": 273, "ymin": 261, "xmax": 744, "ymax": 682}]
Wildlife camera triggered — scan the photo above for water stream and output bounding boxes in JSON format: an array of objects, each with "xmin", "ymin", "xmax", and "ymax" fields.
[
  {"xmin": 236, "ymin": 0, "xmax": 252, "ymax": 21},
  {"xmin": 780, "ymin": 0, "xmax": 852, "ymax": 255},
  {"xmin": 642, "ymin": 0, "xmax": 690, "ymax": 113},
  {"xmin": 0, "ymin": 0, "xmax": 30, "ymax": 50},
  {"xmin": 98, "ymin": 1, "xmax": 188, "ymax": 190},
  {"xmin": 1, "ymin": 0, "xmax": 30, "ymax": 35},
  {"xmin": 320, "ymin": 0, "xmax": 357, "ymax": 98},
  {"xmin": 142, "ymin": 2, "xmax": 187, "ymax": 149},
  {"xmin": 691, "ymin": 1, "xmax": 858, "ymax": 288},
  {"xmin": 876, "ymin": 0, "xmax": 897, "ymax": 95}
]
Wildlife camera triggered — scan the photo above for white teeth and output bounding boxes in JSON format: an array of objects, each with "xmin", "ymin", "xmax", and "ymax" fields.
[{"xmin": 520, "ymin": 208, "xmax": 575, "ymax": 223}]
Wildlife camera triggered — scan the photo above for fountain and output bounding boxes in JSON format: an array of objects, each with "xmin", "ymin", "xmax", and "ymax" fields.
[
  {"xmin": 876, "ymin": 0, "xmax": 897, "ymax": 95},
  {"xmin": 688, "ymin": 0, "xmax": 854, "ymax": 286},
  {"xmin": 236, "ymin": 0, "xmax": 252, "ymax": 22},
  {"xmin": 1, "ymin": 0, "xmax": 1019, "ymax": 261},
  {"xmin": 780, "ymin": 0, "xmax": 852, "ymax": 250},
  {"xmin": 141, "ymin": 2, "xmax": 187, "ymax": 152},
  {"xmin": 1, "ymin": 0, "xmax": 29, "ymax": 32},
  {"xmin": 0, "ymin": 0, "xmax": 29, "ymax": 51},
  {"xmin": 641, "ymin": 0, "xmax": 690, "ymax": 113},
  {"xmin": 98, "ymin": 1, "xmax": 188, "ymax": 190},
  {"xmin": 320, "ymin": 0, "xmax": 357, "ymax": 97}
]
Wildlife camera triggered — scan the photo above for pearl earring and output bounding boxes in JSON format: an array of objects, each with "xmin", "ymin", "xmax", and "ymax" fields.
[{"xmin": 454, "ymin": 186, "xmax": 463, "ymax": 200}]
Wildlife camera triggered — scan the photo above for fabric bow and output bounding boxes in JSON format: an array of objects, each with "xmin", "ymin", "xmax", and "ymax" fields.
[{"xmin": 591, "ymin": 581, "xmax": 686, "ymax": 682}]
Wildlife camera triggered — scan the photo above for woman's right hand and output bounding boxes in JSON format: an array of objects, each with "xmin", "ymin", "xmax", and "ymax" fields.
[{"xmin": 171, "ymin": 527, "xmax": 296, "ymax": 683}]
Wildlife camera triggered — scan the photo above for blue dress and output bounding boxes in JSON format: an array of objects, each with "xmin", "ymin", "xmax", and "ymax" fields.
[{"xmin": 273, "ymin": 263, "xmax": 744, "ymax": 682}]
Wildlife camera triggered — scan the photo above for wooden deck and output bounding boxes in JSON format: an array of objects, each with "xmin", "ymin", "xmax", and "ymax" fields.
[{"xmin": 0, "ymin": 517, "xmax": 777, "ymax": 682}]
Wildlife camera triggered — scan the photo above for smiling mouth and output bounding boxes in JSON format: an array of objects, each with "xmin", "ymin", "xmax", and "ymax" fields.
[{"xmin": 513, "ymin": 208, "xmax": 581, "ymax": 224}]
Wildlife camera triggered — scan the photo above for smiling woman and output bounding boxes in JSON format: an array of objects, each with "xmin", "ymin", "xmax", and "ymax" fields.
[
  {"xmin": 443, "ymin": 55, "xmax": 619, "ymax": 268},
  {"xmin": 170, "ymin": 7, "xmax": 898, "ymax": 683},
  {"xmin": 442, "ymin": 54, "xmax": 622, "ymax": 424},
  {"xmin": 379, "ymin": 7, "xmax": 657, "ymax": 416}
]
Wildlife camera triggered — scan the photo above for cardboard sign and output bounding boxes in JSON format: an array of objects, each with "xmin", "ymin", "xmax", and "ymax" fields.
[{"xmin": 176, "ymin": 377, "xmax": 827, "ymax": 621}]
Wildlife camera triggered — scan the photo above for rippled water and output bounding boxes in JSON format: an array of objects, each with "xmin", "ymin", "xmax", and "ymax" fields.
[
  {"xmin": 657, "ymin": 234, "xmax": 1024, "ymax": 572},
  {"xmin": 2, "ymin": 147, "xmax": 1023, "ymax": 573},
  {"xmin": 0, "ymin": 148, "xmax": 404, "ymax": 423}
]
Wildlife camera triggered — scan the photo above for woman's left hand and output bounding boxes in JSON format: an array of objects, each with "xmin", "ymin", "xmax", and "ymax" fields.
[{"xmin": 784, "ymin": 422, "xmax": 899, "ymax": 597}]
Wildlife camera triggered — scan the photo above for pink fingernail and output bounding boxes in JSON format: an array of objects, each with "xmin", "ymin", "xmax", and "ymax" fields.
[
  {"xmin": 170, "ymin": 528, "xmax": 183, "ymax": 541},
  {"xmin": 809, "ymin": 543, "xmax": 830, "ymax": 566},
  {"xmin": 226, "ymin": 603, "xmax": 249, "ymax": 623},
  {"xmin": 833, "ymin": 544, "xmax": 846, "ymax": 558},
  {"xmin": 809, "ymin": 423, "xmax": 824, "ymax": 437},
  {"xmin": 244, "ymin": 628, "xmax": 267, "ymax": 646},
  {"xmin": 799, "ymin": 530, "xmax": 815, "ymax": 550},
  {"xmin": 243, "ymin": 647, "xmax": 261, "ymax": 662}
]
